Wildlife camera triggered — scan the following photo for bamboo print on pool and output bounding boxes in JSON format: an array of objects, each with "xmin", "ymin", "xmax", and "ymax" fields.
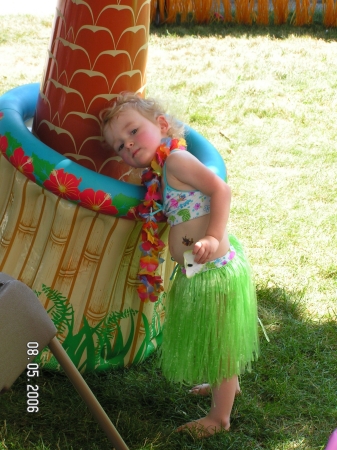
[{"xmin": 0, "ymin": 155, "xmax": 173, "ymax": 372}]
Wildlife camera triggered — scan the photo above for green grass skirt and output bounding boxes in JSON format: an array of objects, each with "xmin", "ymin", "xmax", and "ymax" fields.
[{"xmin": 159, "ymin": 235, "xmax": 259, "ymax": 386}]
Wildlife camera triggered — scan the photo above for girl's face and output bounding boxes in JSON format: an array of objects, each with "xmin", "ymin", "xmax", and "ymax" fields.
[{"xmin": 104, "ymin": 108, "xmax": 169, "ymax": 168}]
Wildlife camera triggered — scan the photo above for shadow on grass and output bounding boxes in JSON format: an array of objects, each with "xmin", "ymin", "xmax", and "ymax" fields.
[
  {"xmin": 150, "ymin": 17, "xmax": 337, "ymax": 42},
  {"xmin": 0, "ymin": 284, "xmax": 336, "ymax": 449}
]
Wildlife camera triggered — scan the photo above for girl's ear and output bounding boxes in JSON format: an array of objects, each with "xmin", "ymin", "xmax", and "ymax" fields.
[{"xmin": 157, "ymin": 115, "xmax": 169, "ymax": 134}]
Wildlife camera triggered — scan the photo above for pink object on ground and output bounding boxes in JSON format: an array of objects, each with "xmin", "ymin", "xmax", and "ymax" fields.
[{"xmin": 325, "ymin": 429, "xmax": 337, "ymax": 450}]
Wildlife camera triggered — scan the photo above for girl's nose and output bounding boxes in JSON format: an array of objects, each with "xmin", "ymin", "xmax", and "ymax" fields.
[{"xmin": 126, "ymin": 140, "xmax": 134, "ymax": 149}]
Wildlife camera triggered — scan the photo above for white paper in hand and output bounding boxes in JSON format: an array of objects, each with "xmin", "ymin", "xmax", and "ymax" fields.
[{"xmin": 183, "ymin": 250, "xmax": 204, "ymax": 278}]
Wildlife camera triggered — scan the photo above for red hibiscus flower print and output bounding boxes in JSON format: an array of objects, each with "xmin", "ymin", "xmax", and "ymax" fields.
[
  {"xmin": 9, "ymin": 147, "xmax": 35, "ymax": 182},
  {"xmin": 0, "ymin": 135, "xmax": 8, "ymax": 159},
  {"xmin": 43, "ymin": 169, "xmax": 81, "ymax": 201},
  {"xmin": 125, "ymin": 206, "xmax": 138, "ymax": 220},
  {"xmin": 79, "ymin": 188, "xmax": 118, "ymax": 215}
]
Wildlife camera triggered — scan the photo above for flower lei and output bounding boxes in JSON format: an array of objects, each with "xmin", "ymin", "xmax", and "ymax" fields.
[{"xmin": 128, "ymin": 137, "xmax": 186, "ymax": 302}]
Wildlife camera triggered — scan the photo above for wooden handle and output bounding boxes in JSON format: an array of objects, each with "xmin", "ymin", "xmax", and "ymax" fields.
[{"xmin": 48, "ymin": 337, "xmax": 128, "ymax": 450}]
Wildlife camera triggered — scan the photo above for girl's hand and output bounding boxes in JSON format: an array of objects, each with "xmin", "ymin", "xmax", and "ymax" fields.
[{"xmin": 192, "ymin": 236, "xmax": 219, "ymax": 264}]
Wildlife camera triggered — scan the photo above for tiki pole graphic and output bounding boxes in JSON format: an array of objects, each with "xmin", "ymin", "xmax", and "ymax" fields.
[{"xmin": 33, "ymin": 0, "xmax": 150, "ymax": 181}]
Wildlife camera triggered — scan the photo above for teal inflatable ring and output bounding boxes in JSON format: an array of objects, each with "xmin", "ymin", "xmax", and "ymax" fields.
[{"xmin": 0, "ymin": 83, "xmax": 226, "ymax": 219}]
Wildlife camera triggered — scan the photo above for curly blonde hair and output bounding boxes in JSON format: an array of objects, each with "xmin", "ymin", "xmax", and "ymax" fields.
[{"xmin": 100, "ymin": 92, "xmax": 185, "ymax": 149}]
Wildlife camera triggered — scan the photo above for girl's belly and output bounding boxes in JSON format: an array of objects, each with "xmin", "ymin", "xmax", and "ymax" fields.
[{"xmin": 168, "ymin": 215, "xmax": 230, "ymax": 265}]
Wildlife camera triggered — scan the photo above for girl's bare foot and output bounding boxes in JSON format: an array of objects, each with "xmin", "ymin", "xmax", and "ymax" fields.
[
  {"xmin": 188, "ymin": 383, "xmax": 211, "ymax": 396},
  {"xmin": 183, "ymin": 376, "xmax": 237, "ymax": 439},
  {"xmin": 176, "ymin": 416, "xmax": 230, "ymax": 438},
  {"xmin": 189, "ymin": 380, "xmax": 241, "ymax": 397}
]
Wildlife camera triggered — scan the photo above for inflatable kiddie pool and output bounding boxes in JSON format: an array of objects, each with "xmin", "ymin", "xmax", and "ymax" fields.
[{"xmin": 0, "ymin": 82, "xmax": 226, "ymax": 372}]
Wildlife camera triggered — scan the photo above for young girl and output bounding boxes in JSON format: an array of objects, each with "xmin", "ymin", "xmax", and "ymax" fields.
[{"xmin": 100, "ymin": 93, "xmax": 259, "ymax": 437}]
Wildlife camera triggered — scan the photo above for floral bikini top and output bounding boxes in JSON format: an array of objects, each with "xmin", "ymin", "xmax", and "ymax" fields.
[{"xmin": 162, "ymin": 150, "xmax": 211, "ymax": 226}]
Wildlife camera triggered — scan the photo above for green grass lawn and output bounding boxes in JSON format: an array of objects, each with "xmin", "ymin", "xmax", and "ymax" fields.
[{"xmin": 0, "ymin": 14, "xmax": 337, "ymax": 450}]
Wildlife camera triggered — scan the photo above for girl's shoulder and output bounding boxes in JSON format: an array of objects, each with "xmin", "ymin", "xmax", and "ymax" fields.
[
  {"xmin": 166, "ymin": 149, "xmax": 196, "ymax": 177},
  {"xmin": 167, "ymin": 147, "xmax": 195, "ymax": 163},
  {"xmin": 167, "ymin": 148, "xmax": 203, "ymax": 172}
]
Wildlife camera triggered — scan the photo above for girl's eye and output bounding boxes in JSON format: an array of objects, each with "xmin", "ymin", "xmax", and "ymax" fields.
[
  {"xmin": 131, "ymin": 128, "xmax": 138, "ymax": 135},
  {"xmin": 118, "ymin": 143, "xmax": 124, "ymax": 152}
]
